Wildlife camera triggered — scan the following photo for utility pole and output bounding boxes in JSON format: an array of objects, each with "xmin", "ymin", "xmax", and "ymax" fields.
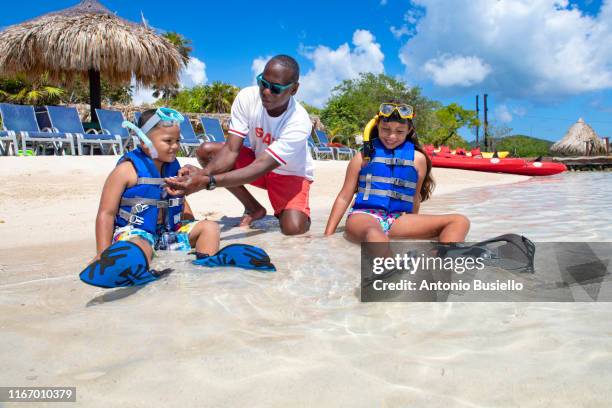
[
  {"xmin": 483, "ymin": 93, "xmax": 489, "ymax": 150},
  {"xmin": 475, "ymin": 95, "xmax": 480, "ymax": 145}
]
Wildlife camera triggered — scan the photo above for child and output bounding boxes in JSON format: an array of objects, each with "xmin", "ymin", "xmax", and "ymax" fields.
[
  {"xmin": 324, "ymin": 102, "xmax": 470, "ymax": 243},
  {"xmin": 93, "ymin": 108, "xmax": 220, "ymax": 265}
]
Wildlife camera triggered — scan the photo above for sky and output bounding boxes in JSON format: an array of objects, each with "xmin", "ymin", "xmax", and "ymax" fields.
[{"xmin": 2, "ymin": 0, "xmax": 612, "ymax": 142}]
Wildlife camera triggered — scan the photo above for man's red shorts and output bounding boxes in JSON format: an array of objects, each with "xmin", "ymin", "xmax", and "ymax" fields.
[{"xmin": 234, "ymin": 146, "xmax": 311, "ymax": 217}]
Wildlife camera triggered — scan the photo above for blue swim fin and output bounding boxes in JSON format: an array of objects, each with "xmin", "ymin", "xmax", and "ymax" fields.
[
  {"xmin": 79, "ymin": 241, "xmax": 158, "ymax": 288},
  {"xmin": 192, "ymin": 244, "xmax": 276, "ymax": 272}
]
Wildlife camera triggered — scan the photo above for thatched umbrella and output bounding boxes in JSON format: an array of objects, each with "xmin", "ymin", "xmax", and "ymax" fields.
[
  {"xmin": 0, "ymin": 0, "xmax": 181, "ymax": 121},
  {"xmin": 551, "ymin": 118, "xmax": 606, "ymax": 156}
]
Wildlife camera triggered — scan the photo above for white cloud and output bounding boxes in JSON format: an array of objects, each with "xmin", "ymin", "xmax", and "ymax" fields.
[
  {"xmin": 390, "ymin": 25, "xmax": 411, "ymax": 39},
  {"xmin": 495, "ymin": 104, "xmax": 513, "ymax": 123},
  {"xmin": 132, "ymin": 83, "xmax": 156, "ymax": 106},
  {"xmin": 296, "ymin": 29, "xmax": 385, "ymax": 107},
  {"xmin": 131, "ymin": 57, "xmax": 207, "ymax": 106},
  {"xmin": 399, "ymin": 0, "xmax": 612, "ymax": 99},
  {"xmin": 179, "ymin": 57, "xmax": 207, "ymax": 88},
  {"xmin": 512, "ymin": 106, "xmax": 527, "ymax": 117},
  {"xmin": 251, "ymin": 56, "xmax": 272, "ymax": 84},
  {"xmin": 423, "ymin": 55, "xmax": 492, "ymax": 87}
]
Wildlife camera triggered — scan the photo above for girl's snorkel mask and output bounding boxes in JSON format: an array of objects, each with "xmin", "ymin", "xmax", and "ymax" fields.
[{"xmin": 122, "ymin": 107, "xmax": 184, "ymax": 159}]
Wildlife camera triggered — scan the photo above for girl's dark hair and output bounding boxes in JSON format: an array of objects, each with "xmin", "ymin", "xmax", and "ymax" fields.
[
  {"xmin": 137, "ymin": 109, "xmax": 158, "ymax": 128},
  {"xmin": 369, "ymin": 104, "xmax": 435, "ymax": 201}
]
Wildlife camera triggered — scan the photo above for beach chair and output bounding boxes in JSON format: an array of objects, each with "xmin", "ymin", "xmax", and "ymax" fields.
[
  {"xmin": 134, "ymin": 111, "xmax": 204, "ymax": 156},
  {"xmin": 96, "ymin": 108, "xmax": 139, "ymax": 151},
  {"xmin": 199, "ymin": 117, "xmax": 226, "ymax": 143},
  {"xmin": 0, "ymin": 103, "xmax": 75, "ymax": 155},
  {"xmin": 315, "ymin": 130, "xmax": 355, "ymax": 160},
  {"xmin": 46, "ymin": 106, "xmax": 122, "ymax": 155},
  {"xmin": 308, "ymin": 135, "xmax": 334, "ymax": 160},
  {"xmin": 0, "ymin": 129, "xmax": 18, "ymax": 155}
]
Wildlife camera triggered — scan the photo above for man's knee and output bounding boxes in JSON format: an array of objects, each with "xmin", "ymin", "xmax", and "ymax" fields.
[
  {"xmin": 196, "ymin": 142, "xmax": 222, "ymax": 167},
  {"xmin": 279, "ymin": 211, "xmax": 310, "ymax": 235}
]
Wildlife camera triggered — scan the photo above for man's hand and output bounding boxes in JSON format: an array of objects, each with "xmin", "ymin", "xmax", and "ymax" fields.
[{"xmin": 164, "ymin": 165, "xmax": 209, "ymax": 196}]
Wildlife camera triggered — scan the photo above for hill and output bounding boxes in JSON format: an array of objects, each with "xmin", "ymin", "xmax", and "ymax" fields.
[{"xmin": 470, "ymin": 135, "xmax": 554, "ymax": 157}]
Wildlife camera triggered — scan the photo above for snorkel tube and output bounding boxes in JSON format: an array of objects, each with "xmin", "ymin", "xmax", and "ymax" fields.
[
  {"xmin": 122, "ymin": 120, "xmax": 159, "ymax": 158},
  {"xmin": 362, "ymin": 115, "xmax": 379, "ymax": 162},
  {"xmin": 121, "ymin": 107, "xmax": 185, "ymax": 160}
]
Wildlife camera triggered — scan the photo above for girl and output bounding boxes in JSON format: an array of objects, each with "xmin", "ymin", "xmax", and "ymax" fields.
[{"xmin": 324, "ymin": 102, "xmax": 470, "ymax": 243}]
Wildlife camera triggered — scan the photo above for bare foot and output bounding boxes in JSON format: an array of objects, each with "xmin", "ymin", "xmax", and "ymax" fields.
[{"xmin": 239, "ymin": 207, "xmax": 267, "ymax": 227}]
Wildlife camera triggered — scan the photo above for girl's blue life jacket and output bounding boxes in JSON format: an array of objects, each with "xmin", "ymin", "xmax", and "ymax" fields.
[
  {"xmin": 353, "ymin": 138, "xmax": 418, "ymax": 213},
  {"xmin": 114, "ymin": 147, "xmax": 184, "ymax": 235}
]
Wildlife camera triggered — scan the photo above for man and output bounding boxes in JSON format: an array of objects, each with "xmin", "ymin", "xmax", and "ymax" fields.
[{"xmin": 165, "ymin": 55, "xmax": 314, "ymax": 235}]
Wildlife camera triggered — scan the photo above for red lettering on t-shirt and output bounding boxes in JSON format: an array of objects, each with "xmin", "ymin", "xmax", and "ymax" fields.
[
  {"xmin": 255, "ymin": 128, "xmax": 264, "ymax": 138},
  {"xmin": 262, "ymin": 133, "xmax": 272, "ymax": 145}
]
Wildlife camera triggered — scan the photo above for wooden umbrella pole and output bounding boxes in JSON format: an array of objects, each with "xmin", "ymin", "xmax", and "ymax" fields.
[{"xmin": 89, "ymin": 68, "xmax": 102, "ymax": 123}]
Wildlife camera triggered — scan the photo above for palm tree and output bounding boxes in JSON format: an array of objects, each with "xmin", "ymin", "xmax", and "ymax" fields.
[
  {"xmin": 152, "ymin": 32, "xmax": 193, "ymax": 101},
  {"xmin": 202, "ymin": 82, "xmax": 239, "ymax": 113},
  {"xmin": 0, "ymin": 73, "xmax": 64, "ymax": 105}
]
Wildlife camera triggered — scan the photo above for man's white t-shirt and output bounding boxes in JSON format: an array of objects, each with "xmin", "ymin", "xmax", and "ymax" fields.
[{"xmin": 228, "ymin": 86, "xmax": 314, "ymax": 181}]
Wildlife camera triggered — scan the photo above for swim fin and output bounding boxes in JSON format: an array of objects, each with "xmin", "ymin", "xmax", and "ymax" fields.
[
  {"xmin": 436, "ymin": 234, "xmax": 536, "ymax": 273},
  {"xmin": 192, "ymin": 244, "xmax": 276, "ymax": 272},
  {"xmin": 79, "ymin": 241, "xmax": 158, "ymax": 288}
]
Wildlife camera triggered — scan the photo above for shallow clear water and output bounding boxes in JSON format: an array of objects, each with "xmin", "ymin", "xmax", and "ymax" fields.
[
  {"xmin": 424, "ymin": 172, "xmax": 612, "ymax": 241},
  {"xmin": 1, "ymin": 172, "xmax": 611, "ymax": 406}
]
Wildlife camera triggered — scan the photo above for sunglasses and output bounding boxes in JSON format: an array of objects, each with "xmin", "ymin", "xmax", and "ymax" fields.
[
  {"xmin": 257, "ymin": 73, "xmax": 295, "ymax": 95},
  {"xmin": 379, "ymin": 103, "xmax": 414, "ymax": 119}
]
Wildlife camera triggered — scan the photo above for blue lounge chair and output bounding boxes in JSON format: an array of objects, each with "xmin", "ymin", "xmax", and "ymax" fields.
[
  {"xmin": 46, "ymin": 106, "xmax": 122, "ymax": 155},
  {"xmin": 199, "ymin": 117, "xmax": 226, "ymax": 143},
  {"xmin": 96, "ymin": 108, "xmax": 139, "ymax": 151},
  {"xmin": 308, "ymin": 134, "xmax": 334, "ymax": 160},
  {"xmin": 315, "ymin": 129, "xmax": 355, "ymax": 160},
  {"xmin": 0, "ymin": 103, "xmax": 75, "ymax": 155},
  {"xmin": 134, "ymin": 111, "xmax": 204, "ymax": 156},
  {"xmin": 200, "ymin": 116, "xmax": 254, "ymax": 148}
]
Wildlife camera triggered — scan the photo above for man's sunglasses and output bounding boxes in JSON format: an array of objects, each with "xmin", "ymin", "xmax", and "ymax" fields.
[
  {"xmin": 379, "ymin": 103, "xmax": 414, "ymax": 119},
  {"xmin": 257, "ymin": 73, "xmax": 295, "ymax": 95}
]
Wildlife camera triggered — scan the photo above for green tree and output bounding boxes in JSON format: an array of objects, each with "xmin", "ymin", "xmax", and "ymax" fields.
[
  {"xmin": 0, "ymin": 73, "xmax": 64, "ymax": 105},
  {"xmin": 201, "ymin": 81, "xmax": 239, "ymax": 113},
  {"xmin": 153, "ymin": 32, "xmax": 193, "ymax": 101},
  {"xmin": 165, "ymin": 82, "xmax": 239, "ymax": 113},
  {"xmin": 319, "ymin": 73, "xmax": 440, "ymax": 146},
  {"xmin": 429, "ymin": 103, "xmax": 479, "ymax": 148},
  {"xmin": 61, "ymin": 79, "xmax": 132, "ymax": 105},
  {"xmin": 493, "ymin": 135, "xmax": 553, "ymax": 157},
  {"xmin": 166, "ymin": 85, "xmax": 208, "ymax": 112},
  {"xmin": 300, "ymin": 101, "xmax": 321, "ymax": 116}
]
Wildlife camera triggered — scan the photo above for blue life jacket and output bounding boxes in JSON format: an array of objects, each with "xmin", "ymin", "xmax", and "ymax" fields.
[
  {"xmin": 353, "ymin": 138, "xmax": 418, "ymax": 213},
  {"xmin": 114, "ymin": 147, "xmax": 184, "ymax": 235}
]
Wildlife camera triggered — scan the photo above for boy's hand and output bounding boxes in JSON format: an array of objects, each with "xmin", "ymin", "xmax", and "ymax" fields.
[{"xmin": 165, "ymin": 165, "xmax": 209, "ymax": 195}]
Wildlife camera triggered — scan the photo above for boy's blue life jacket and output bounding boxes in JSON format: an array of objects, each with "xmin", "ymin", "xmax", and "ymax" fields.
[
  {"xmin": 114, "ymin": 147, "xmax": 183, "ymax": 235},
  {"xmin": 353, "ymin": 138, "xmax": 418, "ymax": 213}
]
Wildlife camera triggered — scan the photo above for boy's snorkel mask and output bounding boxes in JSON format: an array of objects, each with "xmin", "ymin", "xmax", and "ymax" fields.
[
  {"xmin": 362, "ymin": 103, "xmax": 415, "ymax": 162},
  {"xmin": 121, "ymin": 107, "xmax": 184, "ymax": 159}
]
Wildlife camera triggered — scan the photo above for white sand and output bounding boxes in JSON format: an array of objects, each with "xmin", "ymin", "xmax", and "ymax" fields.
[
  {"xmin": 0, "ymin": 156, "xmax": 528, "ymax": 250},
  {"xmin": 6, "ymin": 158, "xmax": 611, "ymax": 407}
]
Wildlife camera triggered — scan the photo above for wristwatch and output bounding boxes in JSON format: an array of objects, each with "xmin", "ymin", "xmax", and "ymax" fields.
[{"xmin": 206, "ymin": 174, "xmax": 217, "ymax": 190}]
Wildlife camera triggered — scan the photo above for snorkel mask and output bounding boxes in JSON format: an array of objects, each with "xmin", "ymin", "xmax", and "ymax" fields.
[
  {"xmin": 362, "ymin": 103, "xmax": 415, "ymax": 162},
  {"xmin": 122, "ymin": 107, "xmax": 184, "ymax": 159}
]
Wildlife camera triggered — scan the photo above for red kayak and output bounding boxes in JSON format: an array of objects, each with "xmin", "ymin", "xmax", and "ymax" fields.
[{"xmin": 429, "ymin": 154, "xmax": 566, "ymax": 176}]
